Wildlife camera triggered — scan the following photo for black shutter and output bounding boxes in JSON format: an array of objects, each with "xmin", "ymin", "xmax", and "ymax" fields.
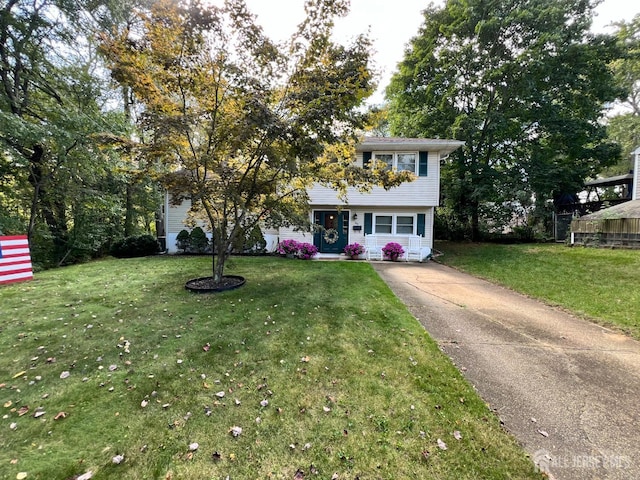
[
  {"xmin": 363, "ymin": 151, "xmax": 372, "ymax": 168},
  {"xmin": 417, "ymin": 214, "xmax": 426, "ymax": 237},
  {"xmin": 364, "ymin": 213, "xmax": 373, "ymax": 235},
  {"xmin": 419, "ymin": 151, "xmax": 428, "ymax": 177}
]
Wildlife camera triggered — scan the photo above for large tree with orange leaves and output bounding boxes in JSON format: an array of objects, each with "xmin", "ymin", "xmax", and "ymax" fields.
[{"xmin": 100, "ymin": 0, "xmax": 409, "ymax": 285}]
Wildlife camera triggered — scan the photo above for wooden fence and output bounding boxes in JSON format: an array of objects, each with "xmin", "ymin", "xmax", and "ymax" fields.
[{"xmin": 570, "ymin": 217, "xmax": 640, "ymax": 248}]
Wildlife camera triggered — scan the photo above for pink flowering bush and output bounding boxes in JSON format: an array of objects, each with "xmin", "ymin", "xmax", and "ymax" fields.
[
  {"xmin": 276, "ymin": 239, "xmax": 300, "ymax": 256},
  {"xmin": 344, "ymin": 242, "xmax": 365, "ymax": 257},
  {"xmin": 382, "ymin": 242, "xmax": 404, "ymax": 261},
  {"xmin": 276, "ymin": 239, "xmax": 317, "ymax": 259},
  {"xmin": 297, "ymin": 242, "xmax": 318, "ymax": 260}
]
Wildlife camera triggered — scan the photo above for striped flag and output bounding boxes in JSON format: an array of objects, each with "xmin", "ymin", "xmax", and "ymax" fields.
[{"xmin": 0, "ymin": 235, "xmax": 34, "ymax": 285}]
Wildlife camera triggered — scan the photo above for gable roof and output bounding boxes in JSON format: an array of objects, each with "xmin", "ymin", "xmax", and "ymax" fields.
[{"xmin": 357, "ymin": 137, "xmax": 465, "ymax": 155}]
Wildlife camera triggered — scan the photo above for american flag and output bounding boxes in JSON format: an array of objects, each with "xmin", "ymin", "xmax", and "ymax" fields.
[{"xmin": 0, "ymin": 235, "xmax": 34, "ymax": 285}]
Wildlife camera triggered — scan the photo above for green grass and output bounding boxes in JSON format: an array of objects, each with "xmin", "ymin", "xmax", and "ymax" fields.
[
  {"xmin": 436, "ymin": 241, "xmax": 640, "ymax": 339},
  {"xmin": 0, "ymin": 256, "xmax": 543, "ymax": 479}
]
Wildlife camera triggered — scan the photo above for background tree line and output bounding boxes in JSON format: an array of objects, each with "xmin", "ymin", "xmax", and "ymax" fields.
[
  {"xmin": 386, "ymin": 0, "xmax": 640, "ymax": 241},
  {"xmin": 0, "ymin": 0, "xmax": 639, "ymax": 269}
]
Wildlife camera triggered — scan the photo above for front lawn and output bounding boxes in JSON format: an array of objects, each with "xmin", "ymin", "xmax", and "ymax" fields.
[
  {"xmin": 0, "ymin": 256, "xmax": 542, "ymax": 479},
  {"xmin": 436, "ymin": 242, "xmax": 640, "ymax": 339}
]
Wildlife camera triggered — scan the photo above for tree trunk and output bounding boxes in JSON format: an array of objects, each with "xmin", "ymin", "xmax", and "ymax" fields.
[
  {"xmin": 213, "ymin": 240, "xmax": 226, "ymax": 284},
  {"xmin": 124, "ymin": 182, "xmax": 135, "ymax": 237},
  {"xmin": 470, "ymin": 199, "xmax": 480, "ymax": 242}
]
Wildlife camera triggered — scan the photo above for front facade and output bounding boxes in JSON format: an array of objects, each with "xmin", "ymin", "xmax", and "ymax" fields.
[
  {"xmin": 278, "ymin": 137, "xmax": 464, "ymax": 256},
  {"xmin": 159, "ymin": 137, "xmax": 464, "ymax": 257}
]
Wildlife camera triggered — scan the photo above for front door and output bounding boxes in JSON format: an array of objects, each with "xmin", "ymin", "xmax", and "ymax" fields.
[{"xmin": 314, "ymin": 210, "xmax": 349, "ymax": 253}]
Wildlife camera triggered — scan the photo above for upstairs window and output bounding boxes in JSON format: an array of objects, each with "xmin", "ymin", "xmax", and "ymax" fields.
[
  {"xmin": 373, "ymin": 152, "xmax": 418, "ymax": 174},
  {"xmin": 363, "ymin": 151, "xmax": 428, "ymax": 177}
]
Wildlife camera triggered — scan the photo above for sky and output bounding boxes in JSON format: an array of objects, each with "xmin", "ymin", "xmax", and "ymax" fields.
[{"xmin": 226, "ymin": 0, "xmax": 640, "ymax": 105}]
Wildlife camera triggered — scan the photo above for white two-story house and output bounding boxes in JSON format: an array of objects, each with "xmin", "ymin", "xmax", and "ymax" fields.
[{"xmin": 159, "ymin": 136, "xmax": 464, "ymax": 258}]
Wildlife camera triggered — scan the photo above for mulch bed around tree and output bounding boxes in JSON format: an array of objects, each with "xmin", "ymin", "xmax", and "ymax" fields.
[{"xmin": 185, "ymin": 275, "xmax": 245, "ymax": 293}]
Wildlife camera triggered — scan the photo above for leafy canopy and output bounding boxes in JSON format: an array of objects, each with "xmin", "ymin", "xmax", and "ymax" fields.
[{"xmin": 387, "ymin": 0, "xmax": 624, "ymax": 240}]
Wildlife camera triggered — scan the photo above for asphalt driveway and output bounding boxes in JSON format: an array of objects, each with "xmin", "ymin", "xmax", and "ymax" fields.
[{"xmin": 372, "ymin": 261, "xmax": 640, "ymax": 480}]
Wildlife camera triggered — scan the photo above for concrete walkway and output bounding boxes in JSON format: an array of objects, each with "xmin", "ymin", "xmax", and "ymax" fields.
[{"xmin": 372, "ymin": 261, "xmax": 640, "ymax": 480}]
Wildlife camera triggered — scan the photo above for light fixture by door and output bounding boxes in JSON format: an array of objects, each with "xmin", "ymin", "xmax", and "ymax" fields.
[{"xmin": 352, "ymin": 213, "xmax": 358, "ymax": 220}]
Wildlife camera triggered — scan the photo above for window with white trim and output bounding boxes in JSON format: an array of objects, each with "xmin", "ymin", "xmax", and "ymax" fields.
[
  {"xmin": 396, "ymin": 215, "xmax": 414, "ymax": 234},
  {"xmin": 374, "ymin": 215, "xmax": 392, "ymax": 234},
  {"xmin": 373, "ymin": 152, "xmax": 418, "ymax": 174},
  {"xmin": 374, "ymin": 214, "xmax": 415, "ymax": 235}
]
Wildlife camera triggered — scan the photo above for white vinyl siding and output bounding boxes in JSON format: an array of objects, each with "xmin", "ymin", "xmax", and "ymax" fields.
[{"xmin": 167, "ymin": 197, "xmax": 193, "ymax": 234}]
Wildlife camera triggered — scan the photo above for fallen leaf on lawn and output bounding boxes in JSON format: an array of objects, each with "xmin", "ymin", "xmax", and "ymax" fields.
[
  {"xmin": 294, "ymin": 469, "xmax": 305, "ymax": 479},
  {"xmin": 76, "ymin": 471, "xmax": 93, "ymax": 480},
  {"xmin": 331, "ymin": 473, "xmax": 339, "ymax": 480},
  {"xmin": 16, "ymin": 472, "xmax": 27, "ymax": 479},
  {"xmin": 300, "ymin": 356, "xmax": 310, "ymax": 363},
  {"xmin": 537, "ymin": 429, "xmax": 549, "ymax": 437},
  {"xmin": 323, "ymin": 406, "xmax": 331, "ymax": 412},
  {"xmin": 17, "ymin": 406, "xmax": 29, "ymax": 416},
  {"xmin": 229, "ymin": 426, "xmax": 242, "ymax": 437},
  {"xmin": 215, "ymin": 391, "xmax": 225, "ymax": 398},
  {"xmin": 108, "ymin": 365, "xmax": 117, "ymax": 372},
  {"xmin": 203, "ymin": 343, "xmax": 210, "ymax": 352},
  {"xmin": 141, "ymin": 400, "xmax": 149, "ymax": 408},
  {"xmin": 12, "ymin": 371, "xmax": 26, "ymax": 379},
  {"xmin": 54, "ymin": 412, "xmax": 67, "ymax": 420},
  {"xmin": 33, "ymin": 411, "xmax": 45, "ymax": 418},
  {"xmin": 437, "ymin": 438, "xmax": 447, "ymax": 450},
  {"xmin": 60, "ymin": 371, "xmax": 70, "ymax": 379},
  {"xmin": 421, "ymin": 450, "xmax": 430, "ymax": 460},
  {"xmin": 112, "ymin": 454, "xmax": 125, "ymax": 464},
  {"xmin": 453, "ymin": 430, "xmax": 462, "ymax": 440},
  {"xmin": 4, "ymin": 400, "xmax": 13, "ymax": 408},
  {"xmin": 10, "ymin": 422, "xmax": 17, "ymax": 430},
  {"xmin": 302, "ymin": 443, "xmax": 312, "ymax": 450},
  {"xmin": 10, "ymin": 459, "xmax": 18, "ymax": 464},
  {"xmin": 189, "ymin": 442, "xmax": 199, "ymax": 451},
  {"xmin": 211, "ymin": 451, "xmax": 222, "ymax": 461},
  {"xmin": 260, "ymin": 399, "xmax": 268, "ymax": 407}
]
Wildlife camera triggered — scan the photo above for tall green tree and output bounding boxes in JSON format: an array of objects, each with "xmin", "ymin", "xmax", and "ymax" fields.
[
  {"xmin": 0, "ymin": 0, "xmax": 160, "ymax": 265},
  {"xmin": 604, "ymin": 14, "xmax": 640, "ymax": 176},
  {"xmin": 387, "ymin": 0, "xmax": 624, "ymax": 240},
  {"xmin": 100, "ymin": 0, "xmax": 409, "ymax": 285}
]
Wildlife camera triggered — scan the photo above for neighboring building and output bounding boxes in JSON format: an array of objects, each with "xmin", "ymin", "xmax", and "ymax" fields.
[
  {"xmin": 570, "ymin": 147, "xmax": 640, "ymax": 248},
  {"xmin": 158, "ymin": 137, "xmax": 465, "ymax": 257}
]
